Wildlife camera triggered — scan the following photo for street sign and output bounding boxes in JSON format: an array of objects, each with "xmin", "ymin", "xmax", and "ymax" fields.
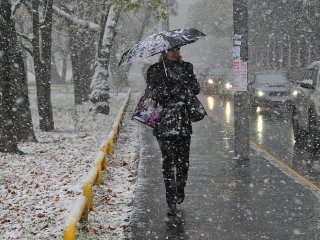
[{"xmin": 233, "ymin": 59, "xmax": 247, "ymax": 91}]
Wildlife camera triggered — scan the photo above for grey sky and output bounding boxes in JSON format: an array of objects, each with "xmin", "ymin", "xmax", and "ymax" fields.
[
  {"xmin": 169, "ymin": 0, "xmax": 233, "ymax": 68},
  {"xmin": 170, "ymin": 0, "xmax": 194, "ymax": 29}
]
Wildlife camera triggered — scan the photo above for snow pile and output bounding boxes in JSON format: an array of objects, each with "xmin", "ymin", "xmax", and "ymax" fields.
[{"xmin": 0, "ymin": 87, "xmax": 140, "ymax": 239}]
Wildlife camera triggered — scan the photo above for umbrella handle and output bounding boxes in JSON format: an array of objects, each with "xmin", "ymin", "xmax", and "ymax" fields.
[{"xmin": 161, "ymin": 56, "xmax": 168, "ymax": 78}]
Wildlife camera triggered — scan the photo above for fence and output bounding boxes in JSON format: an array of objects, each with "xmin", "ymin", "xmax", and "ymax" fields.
[{"xmin": 63, "ymin": 89, "xmax": 131, "ymax": 240}]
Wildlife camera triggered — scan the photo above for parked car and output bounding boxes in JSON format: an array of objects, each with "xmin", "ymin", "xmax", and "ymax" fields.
[
  {"xmin": 292, "ymin": 61, "xmax": 320, "ymax": 149},
  {"xmin": 248, "ymin": 70, "xmax": 297, "ymax": 111},
  {"xmin": 202, "ymin": 67, "xmax": 225, "ymax": 95}
]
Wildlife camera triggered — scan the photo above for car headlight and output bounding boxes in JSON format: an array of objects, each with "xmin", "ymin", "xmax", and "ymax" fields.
[
  {"xmin": 292, "ymin": 90, "xmax": 298, "ymax": 97},
  {"xmin": 207, "ymin": 79, "xmax": 214, "ymax": 84},
  {"xmin": 257, "ymin": 90, "xmax": 264, "ymax": 97},
  {"xmin": 225, "ymin": 83, "xmax": 232, "ymax": 89}
]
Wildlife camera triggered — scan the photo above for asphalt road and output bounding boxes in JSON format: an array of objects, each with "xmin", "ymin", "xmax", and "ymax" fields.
[
  {"xmin": 130, "ymin": 94, "xmax": 320, "ymax": 240},
  {"xmin": 202, "ymin": 94, "xmax": 320, "ymax": 187}
]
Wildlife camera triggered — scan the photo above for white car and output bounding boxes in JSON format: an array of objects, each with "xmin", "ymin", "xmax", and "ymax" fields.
[
  {"xmin": 292, "ymin": 61, "xmax": 320, "ymax": 149},
  {"xmin": 249, "ymin": 71, "xmax": 297, "ymax": 111}
]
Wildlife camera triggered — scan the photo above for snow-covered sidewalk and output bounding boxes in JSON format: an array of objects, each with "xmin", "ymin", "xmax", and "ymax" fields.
[{"xmin": 0, "ymin": 87, "xmax": 141, "ymax": 239}]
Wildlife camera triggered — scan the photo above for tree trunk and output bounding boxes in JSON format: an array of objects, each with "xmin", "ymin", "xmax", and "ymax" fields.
[
  {"xmin": 61, "ymin": 51, "xmax": 68, "ymax": 83},
  {"xmin": 288, "ymin": 39, "xmax": 292, "ymax": 70},
  {"xmin": 14, "ymin": 49, "xmax": 37, "ymax": 142},
  {"xmin": 0, "ymin": 1, "xmax": 22, "ymax": 153},
  {"xmin": 296, "ymin": 40, "xmax": 301, "ymax": 67},
  {"xmin": 266, "ymin": 36, "xmax": 271, "ymax": 69},
  {"xmin": 89, "ymin": 5, "xmax": 121, "ymax": 114},
  {"xmin": 97, "ymin": 10, "xmax": 109, "ymax": 58},
  {"xmin": 70, "ymin": 28, "xmax": 96, "ymax": 105},
  {"xmin": 32, "ymin": 0, "xmax": 54, "ymax": 131},
  {"xmin": 51, "ymin": 53, "xmax": 62, "ymax": 83},
  {"xmin": 279, "ymin": 41, "xmax": 284, "ymax": 70}
]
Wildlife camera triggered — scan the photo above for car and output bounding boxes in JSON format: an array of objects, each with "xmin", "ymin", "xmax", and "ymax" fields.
[
  {"xmin": 248, "ymin": 70, "xmax": 297, "ymax": 111},
  {"xmin": 292, "ymin": 61, "xmax": 320, "ymax": 149},
  {"xmin": 217, "ymin": 70, "xmax": 233, "ymax": 99},
  {"xmin": 202, "ymin": 67, "xmax": 225, "ymax": 95}
]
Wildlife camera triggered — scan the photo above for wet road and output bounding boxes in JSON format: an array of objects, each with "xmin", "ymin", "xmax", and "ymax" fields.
[
  {"xmin": 202, "ymin": 94, "xmax": 320, "ymax": 188},
  {"xmin": 130, "ymin": 94, "xmax": 320, "ymax": 240}
]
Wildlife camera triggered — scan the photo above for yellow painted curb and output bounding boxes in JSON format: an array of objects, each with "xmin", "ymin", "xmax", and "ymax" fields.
[
  {"xmin": 251, "ymin": 141, "xmax": 320, "ymax": 193},
  {"xmin": 83, "ymin": 167, "xmax": 98, "ymax": 210},
  {"xmin": 63, "ymin": 196, "xmax": 88, "ymax": 240},
  {"xmin": 63, "ymin": 88, "xmax": 132, "ymax": 239}
]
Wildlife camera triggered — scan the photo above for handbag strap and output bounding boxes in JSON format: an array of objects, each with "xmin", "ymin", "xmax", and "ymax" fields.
[{"xmin": 161, "ymin": 55, "xmax": 168, "ymax": 78}]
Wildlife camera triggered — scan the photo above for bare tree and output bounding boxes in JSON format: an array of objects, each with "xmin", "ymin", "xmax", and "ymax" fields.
[
  {"xmin": 30, "ymin": 0, "xmax": 55, "ymax": 131},
  {"xmin": 53, "ymin": 1, "xmax": 101, "ymax": 104},
  {"xmin": 52, "ymin": 0, "xmax": 169, "ymax": 113},
  {"xmin": 0, "ymin": 0, "xmax": 35, "ymax": 153},
  {"xmin": 249, "ymin": 0, "xmax": 320, "ymax": 78}
]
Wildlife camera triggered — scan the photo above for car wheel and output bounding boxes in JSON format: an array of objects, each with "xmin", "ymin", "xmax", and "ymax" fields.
[
  {"xmin": 308, "ymin": 109, "xmax": 320, "ymax": 150},
  {"xmin": 292, "ymin": 107, "xmax": 307, "ymax": 143}
]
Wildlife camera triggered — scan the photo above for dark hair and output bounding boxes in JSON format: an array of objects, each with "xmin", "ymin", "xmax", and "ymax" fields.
[{"xmin": 158, "ymin": 51, "xmax": 183, "ymax": 63}]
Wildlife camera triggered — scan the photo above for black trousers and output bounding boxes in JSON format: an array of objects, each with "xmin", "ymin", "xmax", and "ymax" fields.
[{"xmin": 157, "ymin": 136, "xmax": 191, "ymax": 205}]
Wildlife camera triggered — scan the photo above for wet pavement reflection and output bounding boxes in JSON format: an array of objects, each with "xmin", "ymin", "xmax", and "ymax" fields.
[
  {"xmin": 293, "ymin": 143, "xmax": 320, "ymax": 185},
  {"xmin": 131, "ymin": 94, "xmax": 320, "ymax": 239},
  {"xmin": 202, "ymin": 94, "xmax": 320, "ymax": 187}
]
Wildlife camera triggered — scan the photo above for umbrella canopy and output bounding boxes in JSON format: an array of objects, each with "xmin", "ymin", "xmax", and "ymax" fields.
[{"xmin": 119, "ymin": 28, "xmax": 206, "ymax": 66}]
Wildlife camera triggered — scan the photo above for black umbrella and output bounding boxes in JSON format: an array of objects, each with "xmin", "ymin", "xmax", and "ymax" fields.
[{"xmin": 119, "ymin": 28, "xmax": 206, "ymax": 66}]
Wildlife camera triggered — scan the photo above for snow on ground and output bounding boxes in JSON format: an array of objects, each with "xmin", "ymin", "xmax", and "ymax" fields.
[{"xmin": 0, "ymin": 85, "xmax": 142, "ymax": 240}]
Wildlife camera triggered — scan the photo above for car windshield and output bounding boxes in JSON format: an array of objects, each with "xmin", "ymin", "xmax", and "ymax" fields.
[{"xmin": 255, "ymin": 73, "xmax": 289, "ymax": 85}]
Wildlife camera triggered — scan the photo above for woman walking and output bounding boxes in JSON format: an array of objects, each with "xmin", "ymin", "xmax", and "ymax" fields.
[{"xmin": 145, "ymin": 47, "xmax": 200, "ymax": 216}]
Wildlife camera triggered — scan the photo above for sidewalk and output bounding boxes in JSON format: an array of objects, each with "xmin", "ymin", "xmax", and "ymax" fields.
[{"xmin": 130, "ymin": 107, "xmax": 320, "ymax": 239}]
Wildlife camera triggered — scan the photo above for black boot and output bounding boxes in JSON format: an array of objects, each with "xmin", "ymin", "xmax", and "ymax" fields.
[{"xmin": 167, "ymin": 203, "xmax": 177, "ymax": 216}]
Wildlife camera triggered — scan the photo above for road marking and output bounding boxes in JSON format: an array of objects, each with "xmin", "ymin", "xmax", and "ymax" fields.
[
  {"xmin": 250, "ymin": 141, "xmax": 320, "ymax": 194},
  {"xmin": 207, "ymin": 113, "xmax": 320, "ymax": 194}
]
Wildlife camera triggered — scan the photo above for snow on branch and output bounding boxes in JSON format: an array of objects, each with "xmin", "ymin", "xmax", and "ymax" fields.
[{"xmin": 52, "ymin": 6, "xmax": 100, "ymax": 32}]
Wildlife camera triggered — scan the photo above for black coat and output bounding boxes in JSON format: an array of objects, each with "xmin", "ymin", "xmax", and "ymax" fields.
[{"xmin": 146, "ymin": 59, "xmax": 200, "ymax": 138}]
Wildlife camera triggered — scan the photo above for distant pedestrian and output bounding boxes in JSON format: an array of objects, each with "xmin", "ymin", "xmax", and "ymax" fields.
[{"xmin": 145, "ymin": 47, "xmax": 200, "ymax": 216}]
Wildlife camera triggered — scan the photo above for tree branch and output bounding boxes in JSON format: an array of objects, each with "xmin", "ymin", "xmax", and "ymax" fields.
[
  {"xmin": 52, "ymin": 6, "xmax": 100, "ymax": 32},
  {"xmin": 52, "ymin": 29, "xmax": 70, "ymax": 37},
  {"xmin": 21, "ymin": 43, "xmax": 33, "ymax": 56},
  {"xmin": 16, "ymin": 32, "xmax": 33, "ymax": 44}
]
